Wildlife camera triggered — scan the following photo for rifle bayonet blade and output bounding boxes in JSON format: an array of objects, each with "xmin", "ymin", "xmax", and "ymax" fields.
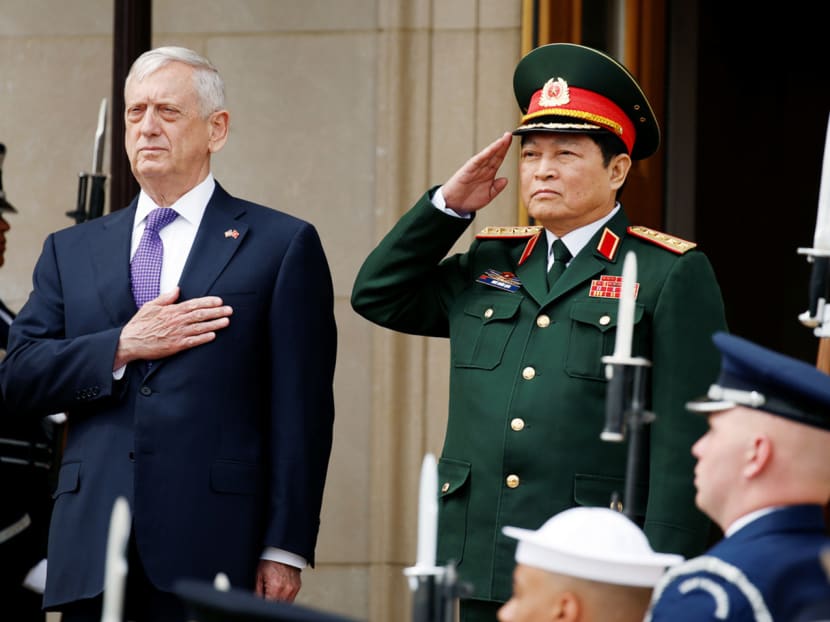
[{"xmin": 92, "ymin": 98, "xmax": 107, "ymax": 174}]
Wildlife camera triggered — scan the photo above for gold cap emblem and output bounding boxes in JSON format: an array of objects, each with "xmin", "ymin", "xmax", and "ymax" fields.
[{"xmin": 538, "ymin": 78, "xmax": 570, "ymax": 107}]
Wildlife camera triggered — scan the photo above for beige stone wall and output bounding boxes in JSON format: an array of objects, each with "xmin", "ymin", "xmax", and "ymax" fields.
[{"xmin": 0, "ymin": 1, "xmax": 522, "ymax": 620}]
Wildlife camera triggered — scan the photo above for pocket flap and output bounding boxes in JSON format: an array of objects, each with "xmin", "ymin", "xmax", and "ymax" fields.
[
  {"xmin": 53, "ymin": 462, "xmax": 81, "ymax": 498},
  {"xmin": 574, "ymin": 473, "xmax": 647, "ymax": 515},
  {"xmin": 569, "ymin": 301, "xmax": 644, "ymax": 333},
  {"xmin": 210, "ymin": 460, "xmax": 262, "ymax": 495},
  {"xmin": 463, "ymin": 296, "xmax": 522, "ymax": 324},
  {"xmin": 437, "ymin": 458, "xmax": 471, "ymax": 497}
]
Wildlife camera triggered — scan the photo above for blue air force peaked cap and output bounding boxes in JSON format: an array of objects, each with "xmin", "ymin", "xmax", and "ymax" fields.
[
  {"xmin": 174, "ymin": 579, "xmax": 361, "ymax": 622},
  {"xmin": 686, "ymin": 332, "xmax": 830, "ymax": 431}
]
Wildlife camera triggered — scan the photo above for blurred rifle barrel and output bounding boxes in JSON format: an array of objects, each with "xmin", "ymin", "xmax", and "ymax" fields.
[{"xmin": 67, "ymin": 98, "xmax": 108, "ymax": 223}]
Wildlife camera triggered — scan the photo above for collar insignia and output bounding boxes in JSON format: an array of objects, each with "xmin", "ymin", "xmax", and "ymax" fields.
[{"xmin": 596, "ymin": 227, "xmax": 620, "ymax": 261}]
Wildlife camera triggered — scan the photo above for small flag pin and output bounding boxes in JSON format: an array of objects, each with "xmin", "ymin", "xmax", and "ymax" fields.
[{"xmin": 224, "ymin": 229, "xmax": 239, "ymax": 239}]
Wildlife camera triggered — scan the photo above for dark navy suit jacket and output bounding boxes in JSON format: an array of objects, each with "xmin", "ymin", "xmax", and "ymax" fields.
[
  {"xmin": 0, "ymin": 183, "xmax": 337, "ymax": 608},
  {"xmin": 647, "ymin": 505, "xmax": 830, "ymax": 621}
]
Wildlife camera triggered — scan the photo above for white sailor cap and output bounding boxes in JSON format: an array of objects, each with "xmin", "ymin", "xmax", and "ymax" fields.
[{"xmin": 502, "ymin": 507, "xmax": 683, "ymax": 587}]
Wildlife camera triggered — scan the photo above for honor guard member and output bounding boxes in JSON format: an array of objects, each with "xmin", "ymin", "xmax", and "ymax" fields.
[
  {"xmin": 174, "ymin": 577, "xmax": 360, "ymax": 622},
  {"xmin": 498, "ymin": 507, "xmax": 683, "ymax": 622},
  {"xmin": 0, "ymin": 144, "xmax": 62, "ymax": 620},
  {"xmin": 0, "ymin": 142, "xmax": 18, "ymax": 343},
  {"xmin": 646, "ymin": 332, "xmax": 830, "ymax": 622},
  {"xmin": 351, "ymin": 43, "xmax": 727, "ymax": 621}
]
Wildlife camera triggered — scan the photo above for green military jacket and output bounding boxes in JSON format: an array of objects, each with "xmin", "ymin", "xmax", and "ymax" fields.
[{"xmin": 351, "ymin": 191, "xmax": 727, "ymax": 603}]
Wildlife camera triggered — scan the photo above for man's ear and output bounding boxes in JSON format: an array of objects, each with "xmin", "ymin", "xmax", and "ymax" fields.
[
  {"xmin": 744, "ymin": 435, "xmax": 772, "ymax": 478},
  {"xmin": 207, "ymin": 110, "xmax": 230, "ymax": 153},
  {"xmin": 609, "ymin": 153, "xmax": 632, "ymax": 191},
  {"xmin": 556, "ymin": 590, "xmax": 581, "ymax": 621}
]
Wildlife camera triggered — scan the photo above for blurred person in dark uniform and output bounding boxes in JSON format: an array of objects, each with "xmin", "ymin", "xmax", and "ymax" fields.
[
  {"xmin": 0, "ymin": 146, "xmax": 61, "ymax": 621},
  {"xmin": 0, "ymin": 142, "xmax": 16, "ymax": 344},
  {"xmin": 646, "ymin": 332, "xmax": 830, "ymax": 621},
  {"xmin": 351, "ymin": 43, "xmax": 727, "ymax": 620}
]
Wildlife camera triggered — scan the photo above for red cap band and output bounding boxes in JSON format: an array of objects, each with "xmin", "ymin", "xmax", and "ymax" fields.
[{"xmin": 518, "ymin": 79, "xmax": 636, "ymax": 155}]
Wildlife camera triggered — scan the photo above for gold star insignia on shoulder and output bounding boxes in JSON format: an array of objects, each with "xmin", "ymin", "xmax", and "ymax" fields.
[
  {"xmin": 476, "ymin": 225, "xmax": 544, "ymax": 239},
  {"xmin": 627, "ymin": 225, "xmax": 696, "ymax": 254},
  {"xmin": 475, "ymin": 226, "xmax": 545, "ymax": 266}
]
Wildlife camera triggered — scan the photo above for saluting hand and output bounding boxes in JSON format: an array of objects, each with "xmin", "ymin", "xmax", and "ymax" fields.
[
  {"xmin": 441, "ymin": 131, "xmax": 513, "ymax": 214},
  {"xmin": 255, "ymin": 559, "xmax": 302, "ymax": 602},
  {"xmin": 114, "ymin": 287, "xmax": 232, "ymax": 369}
]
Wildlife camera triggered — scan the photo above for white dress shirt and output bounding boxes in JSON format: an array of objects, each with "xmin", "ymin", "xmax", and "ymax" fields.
[
  {"xmin": 544, "ymin": 204, "xmax": 619, "ymax": 270},
  {"xmin": 130, "ymin": 174, "xmax": 215, "ymax": 289}
]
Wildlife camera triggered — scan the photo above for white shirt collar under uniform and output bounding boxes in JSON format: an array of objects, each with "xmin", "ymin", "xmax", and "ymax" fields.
[
  {"xmin": 130, "ymin": 173, "xmax": 216, "ymax": 294},
  {"xmin": 545, "ymin": 203, "xmax": 620, "ymax": 270},
  {"xmin": 725, "ymin": 506, "xmax": 781, "ymax": 537}
]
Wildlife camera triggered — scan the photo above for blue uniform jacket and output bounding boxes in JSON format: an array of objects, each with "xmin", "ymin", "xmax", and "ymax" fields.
[{"xmin": 647, "ymin": 505, "xmax": 830, "ymax": 621}]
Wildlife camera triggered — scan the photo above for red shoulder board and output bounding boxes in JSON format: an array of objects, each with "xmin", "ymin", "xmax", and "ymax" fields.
[
  {"xmin": 627, "ymin": 225, "xmax": 697, "ymax": 254},
  {"xmin": 596, "ymin": 227, "xmax": 620, "ymax": 261},
  {"xmin": 476, "ymin": 226, "xmax": 545, "ymax": 266}
]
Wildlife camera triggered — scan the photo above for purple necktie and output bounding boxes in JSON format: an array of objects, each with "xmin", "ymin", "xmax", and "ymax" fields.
[{"xmin": 131, "ymin": 207, "xmax": 178, "ymax": 308}]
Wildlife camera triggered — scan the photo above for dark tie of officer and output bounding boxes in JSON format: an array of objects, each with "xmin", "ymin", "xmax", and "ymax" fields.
[{"xmin": 547, "ymin": 238, "xmax": 571, "ymax": 290}]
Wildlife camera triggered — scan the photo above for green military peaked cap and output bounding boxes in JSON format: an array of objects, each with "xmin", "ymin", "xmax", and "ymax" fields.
[{"xmin": 512, "ymin": 43, "xmax": 660, "ymax": 160}]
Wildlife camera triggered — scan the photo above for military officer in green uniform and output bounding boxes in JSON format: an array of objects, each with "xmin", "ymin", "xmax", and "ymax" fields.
[{"xmin": 351, "ymin": 43, "xmax": 727, "ymax": 621}]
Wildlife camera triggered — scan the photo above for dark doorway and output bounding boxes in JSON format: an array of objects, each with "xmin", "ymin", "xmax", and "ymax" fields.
[{"xmin": 693, "ymin": 2, "xmax": 830, "ymax": 363}]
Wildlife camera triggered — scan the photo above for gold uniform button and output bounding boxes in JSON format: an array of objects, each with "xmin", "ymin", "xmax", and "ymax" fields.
[
  {"xmin": 536, "ymin": 314, "xmax": 550, "ymax": 328},
  {"xmin": 610, "ymin": 499, "xmax": 623, "ymax": 512},
  {"xmin": 441, "ymin": 482, "xmax": 450, "ymax": 493},
  {"xmin": 522, "ymin": 366, "xmax": 536, "ymax": 380},
  {"xmin": 506, "ymin": 474, "xmax": 520, "ymax": 488},
  {"xmin": 483, "ymin": 307, "xmax": 494, "ymax": 319},
  {"xmin": 599, "ymin": 314, "xmax": 611, "ymax": 326},
  {"xmin": 510, "ymin": 418, "xmax": 525, "ymax": 431}
]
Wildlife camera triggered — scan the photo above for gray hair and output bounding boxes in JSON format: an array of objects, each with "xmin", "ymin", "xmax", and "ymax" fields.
[{"xmin": 125, "ymin": 46, "xmax": 225, "ymax": 117}]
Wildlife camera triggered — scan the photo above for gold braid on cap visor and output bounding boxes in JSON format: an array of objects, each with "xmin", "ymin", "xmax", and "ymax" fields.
[{"xmin": 519, "ymin": 107, "xmax": 625, "ymax": 137}]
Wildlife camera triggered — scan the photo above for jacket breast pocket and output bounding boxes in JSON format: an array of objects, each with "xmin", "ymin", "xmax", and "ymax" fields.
[
  {"xmin": 565, "ymin": 301, "xmax": 644, "ymax": 380},
  {"xmin": 436, "ymin": 458, "xmax": 471, "ymax": 565},
  {"xmin": 451, "ymin": 295, "xmax": 522, "ymax": 370}
]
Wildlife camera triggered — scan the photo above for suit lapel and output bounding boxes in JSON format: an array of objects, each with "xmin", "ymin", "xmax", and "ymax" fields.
[
  {"xmin": 89, "ymin": 202, "xmax": 137, "ymax": 325},
  {"xmin": 177, "ymin": 183, "xmax": 248, "ymax": 300}
]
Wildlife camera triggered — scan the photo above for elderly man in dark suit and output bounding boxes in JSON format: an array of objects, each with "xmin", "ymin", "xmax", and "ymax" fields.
[{"xmin": 0, "ymin": 47, "xmax": 337, "ymax": 622}]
